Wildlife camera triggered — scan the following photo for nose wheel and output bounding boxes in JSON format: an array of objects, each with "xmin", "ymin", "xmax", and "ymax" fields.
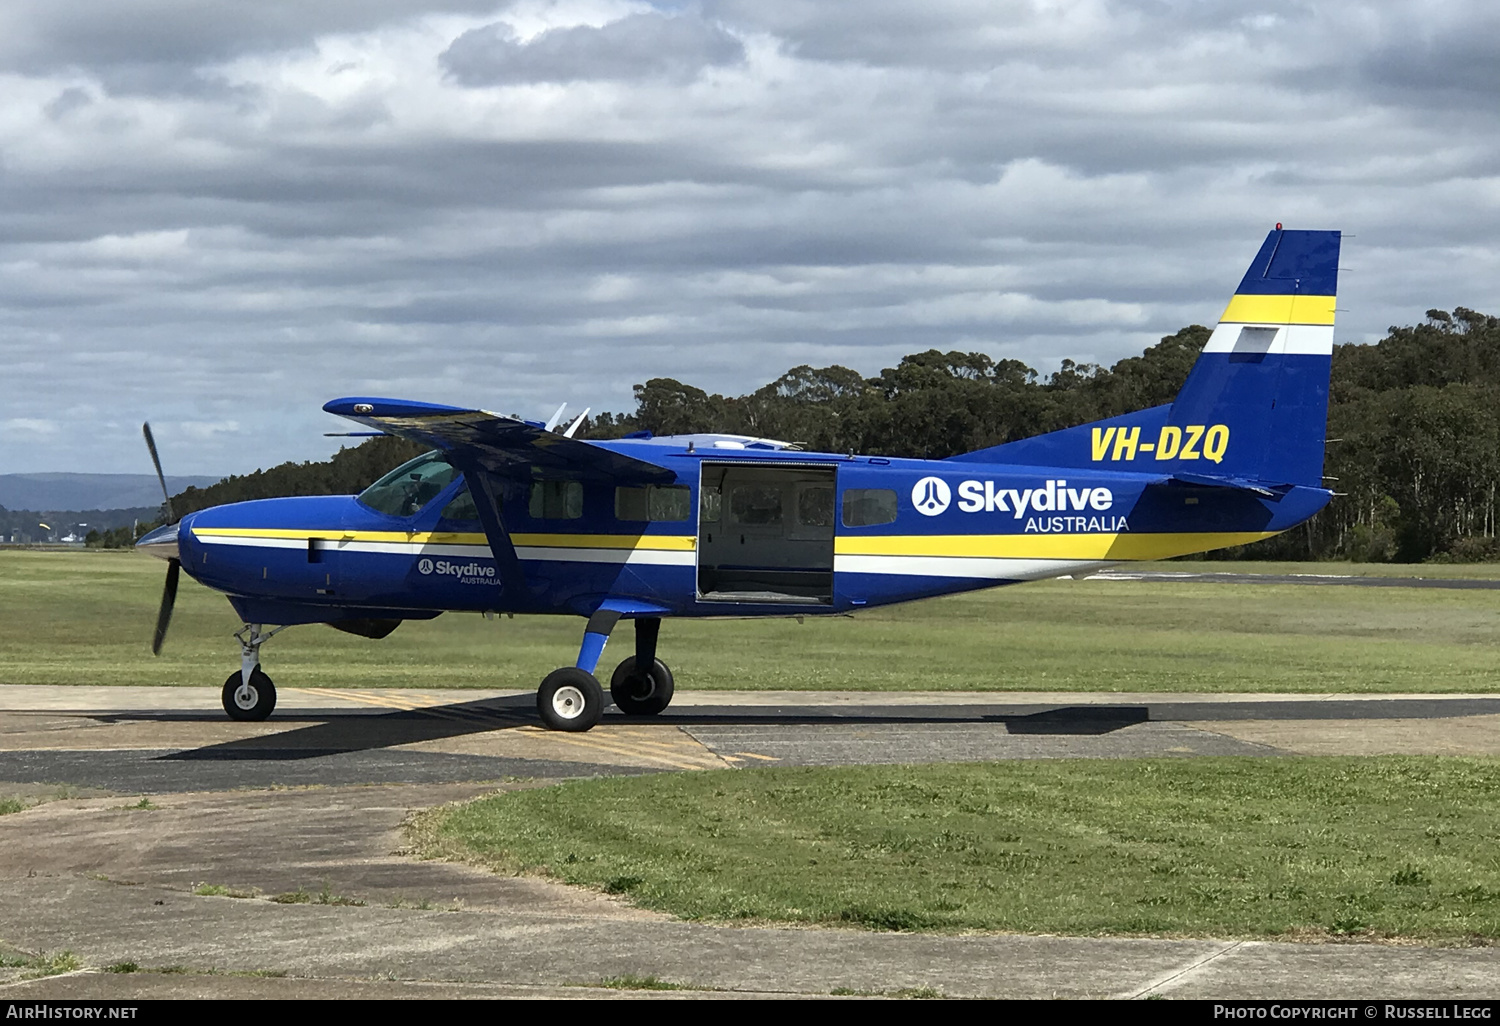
[{"xmin": 222, "ymin": 667, "xmax": 277, "ymax": 721}]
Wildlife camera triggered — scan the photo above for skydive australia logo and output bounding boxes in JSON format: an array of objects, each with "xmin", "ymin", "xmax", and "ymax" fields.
[
  {"xmin": 911, "ymin": 477, "xmax": 1127, "ymax": 534},
  {"xmin": 911, "ymin": 477, "xmax": 951, "ymax": 516},
  {"xmin": 416, "ymin": 557, "xmax": 501, "ymax": 586}
]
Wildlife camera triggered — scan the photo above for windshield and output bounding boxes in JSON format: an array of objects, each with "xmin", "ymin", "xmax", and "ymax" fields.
[{"xmin": 357, "ymin": 451, "xmax": 462, "ymax": 518}]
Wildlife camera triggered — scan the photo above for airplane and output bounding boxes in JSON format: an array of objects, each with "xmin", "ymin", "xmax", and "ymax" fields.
[{"xmin": 136, "ymin": 226, "xmax": 1340, "ymax": 732}]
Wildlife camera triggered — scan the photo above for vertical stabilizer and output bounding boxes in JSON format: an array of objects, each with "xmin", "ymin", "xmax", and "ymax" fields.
[
  {"xmin": 1169, "ymin": 228, "xmax": 1338, "ymax": 486},
  {"xmin": 949, "ymin": 227, "xmax": 1340, "ymax": 487}
]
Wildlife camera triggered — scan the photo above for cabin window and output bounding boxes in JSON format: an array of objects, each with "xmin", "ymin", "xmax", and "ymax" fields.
[
  {"xmin": 439, "ymin": 486, "xmax": 479, "ymax": 523},
  {"xmin": 842, "ymin": 488, "xmax": 898, "ymax": 527},
  {"xmin": 700, "ymin": 485, "xmax": 721, "ymax": 524},
  {"xmin": 357, "ymin": 452, "xmax": 463, "ymax": 518},
  {"xmin": 529, "ymin": 480, "xmax": 583, "ymax": 520},
  {"xmin": 797, "ymin": 485, "xmax": 834, "ymax": 528},
  {"xmin": 729, "ymin": 485, "xmax": 783, "ymax": 525},
  {"xmin": 615, "ymin": 485, "xmax": 691, "ymax": 522}
]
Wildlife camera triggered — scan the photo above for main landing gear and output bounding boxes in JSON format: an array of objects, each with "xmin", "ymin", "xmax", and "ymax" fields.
[
  {"xmin": 536, "ymin": 614, "xmax": 674, "ymax": 732},
  {"xmin": 222, "ymin": 624, "xmax": 286, "ymax": 721}
]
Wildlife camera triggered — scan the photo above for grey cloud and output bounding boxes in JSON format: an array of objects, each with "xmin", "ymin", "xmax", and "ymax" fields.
[
  {"xmin": 441, "ymin": 12, "xmax": 744, "ymax": 85},
  {"xmin": 0, "ymin": 0, "xmax": 498, "ymax": 94},
  {"xmin": 43, "ymin": 86, "xmax": 93, "ymax": 119},
  {"xmin": 702, "ymin": 0, "xmax": 1319, "ymax": 68},
  {"xmin": 1358, "ymin": 15, "xmax": 1500, "ymax": 104},
  {"xmin": 2, "ymin": 2, "xmax": 1499, "ymax": 476}
]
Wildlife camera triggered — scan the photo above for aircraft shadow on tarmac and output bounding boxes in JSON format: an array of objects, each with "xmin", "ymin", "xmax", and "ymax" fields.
[
  {"xmin": 149, "ymin": 701, "xmax": 1152, "ymax": 762},
  {"xmin": 141, "ymin": 695, "xmax": 1500, "ymax": 763}
]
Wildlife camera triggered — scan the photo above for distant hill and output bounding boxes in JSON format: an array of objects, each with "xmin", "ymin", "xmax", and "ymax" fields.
[{"xmin": 0, "ymin": 473, "xmax": 221, "ymax": 513}]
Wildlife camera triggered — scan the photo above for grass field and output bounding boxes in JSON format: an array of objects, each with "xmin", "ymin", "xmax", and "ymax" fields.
[
  {"xmin": 418, "ymin": 757, "xmax": 1500, "ymax": 941},
  {"xmin": 1, "ymin": 549, "xmax": 1498, "ymax": 692}
]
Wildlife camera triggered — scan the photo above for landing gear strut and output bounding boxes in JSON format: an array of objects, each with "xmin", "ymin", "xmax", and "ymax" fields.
[
  {"xmin": 536, "ymin": 613, "xmax": 674, "ymax": 731},
  {"xmin": 223, "ymin": 624, "xmax": 285, "ymax": 721}
]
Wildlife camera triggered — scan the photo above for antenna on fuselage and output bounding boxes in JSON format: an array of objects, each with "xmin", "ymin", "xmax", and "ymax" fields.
[
  {"xmin": 562, "ymin": 408, "xmax": 590, "ymax": 438},
  {"xmin": 543, "ymin": 403, "xmax": 568, "ymax": 432}
]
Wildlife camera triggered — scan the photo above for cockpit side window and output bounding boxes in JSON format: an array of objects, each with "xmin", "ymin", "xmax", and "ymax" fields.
[
  {"xmin": 357, "ymin": 452, "xmax": 462, "ymax": 518},
  {"xmin": 439, "ymin": 486, "xmax": 480, "ymax": 523}
]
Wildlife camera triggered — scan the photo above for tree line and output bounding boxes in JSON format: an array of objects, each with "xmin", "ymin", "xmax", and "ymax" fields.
[{"xmin": 96, "ymin": 308, "xmax": 1500, "ymax": 562}]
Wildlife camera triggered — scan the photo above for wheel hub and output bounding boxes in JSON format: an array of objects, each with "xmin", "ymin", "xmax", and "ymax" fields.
[
  {"xmin": 627, "ymin": 673, "xmax": 656, "ymax": 700},
  {"xmin": 551, "ymin": 685, "xmax": 586, "ymax": 719},
  {"xmin": 234, "ymin": 684, "xmax": 258, "ymax": 709}
]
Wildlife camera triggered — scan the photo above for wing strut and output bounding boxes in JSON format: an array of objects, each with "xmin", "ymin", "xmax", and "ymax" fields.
[{"xmin": 458, "ymin": 466, "xmax": 531, "ymax": 601}]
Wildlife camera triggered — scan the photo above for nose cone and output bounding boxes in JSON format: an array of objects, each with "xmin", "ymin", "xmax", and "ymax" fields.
[{"xmin": 136, "ymin": 522, "xmax": 180, "ymax": 562}]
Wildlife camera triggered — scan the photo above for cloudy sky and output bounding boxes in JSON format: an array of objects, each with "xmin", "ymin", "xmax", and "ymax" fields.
[{"xmin": 2, "ymin": 0, "xmax": 1498, "ymax": 475}]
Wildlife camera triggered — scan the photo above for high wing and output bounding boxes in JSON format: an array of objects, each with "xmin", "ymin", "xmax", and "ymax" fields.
[{"xmin": 323, "ymin": 397, "xmax": 674, "ymax": 484}]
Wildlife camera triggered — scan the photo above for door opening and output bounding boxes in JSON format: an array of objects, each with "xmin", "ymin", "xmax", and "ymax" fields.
[{"xmin": 697, "ymin": 463, "xmax": 835, "ymax": 604}]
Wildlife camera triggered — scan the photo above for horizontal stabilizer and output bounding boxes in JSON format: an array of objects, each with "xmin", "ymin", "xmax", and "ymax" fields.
[{"xmin": 1163, "ymin": 472, "xmax": 1289, "ymax": 500}]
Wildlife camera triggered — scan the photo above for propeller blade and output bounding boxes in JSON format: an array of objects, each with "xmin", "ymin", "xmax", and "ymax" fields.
[
  {"xmin": 142, "ymin": 422, "xmax": 173, "ymax": 522},
  {"xmin": 151, "ymin": 558, "xmax": 180, "ymax": 656}
]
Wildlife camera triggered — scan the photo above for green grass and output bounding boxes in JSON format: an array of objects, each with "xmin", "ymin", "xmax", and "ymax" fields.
[
  {"xmin": 831, "ymin": 986, "xmax": 945, "ymax": 998},
  {"xmin": 422, "ymin": 757, "xmax": 1500, "ymax": 942},
  {"xmin": 2, "ymin": 951, "xmax": 84, "ymax": 978},
  {"xmin": 585, "ymin": 974, "xmax": 694, "ymax": 991},
  {"xmin": 192, "ymin": 883, "xmax": 257, "ymax": 899},
  {"xmin": 267, "ymin": 882, "xmax": 364, "ymax": 906},
  {"xmin": 1, "ymin": 549, "xmax": 1498, "ymax": 693}
]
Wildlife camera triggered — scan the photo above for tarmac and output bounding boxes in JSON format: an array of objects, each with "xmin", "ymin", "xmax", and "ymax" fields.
[{"xmin": 1, "ymin": 684, "xmax": 1498, "ymax": 1000}]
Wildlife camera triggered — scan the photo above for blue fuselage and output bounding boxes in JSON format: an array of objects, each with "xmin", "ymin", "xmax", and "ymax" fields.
[{"xmin": 168, "ymin": 442, "xmax": 1331, "ymax": 629}]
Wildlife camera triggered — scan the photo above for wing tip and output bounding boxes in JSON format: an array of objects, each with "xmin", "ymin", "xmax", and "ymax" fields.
[{"xmin": 324, "ymin": 397, "xmax": 474, "ymax": 418}]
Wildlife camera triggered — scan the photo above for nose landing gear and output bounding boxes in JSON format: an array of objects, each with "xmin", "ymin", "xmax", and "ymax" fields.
[{"xmin": 221, "ymin": 624, "xmax": 287, "ymax": 721}]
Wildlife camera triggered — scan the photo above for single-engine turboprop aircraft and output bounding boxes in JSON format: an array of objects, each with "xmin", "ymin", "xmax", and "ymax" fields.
[{"xmin": 137, "ymin": 227, "xmax": 1340, "ymax": 731}]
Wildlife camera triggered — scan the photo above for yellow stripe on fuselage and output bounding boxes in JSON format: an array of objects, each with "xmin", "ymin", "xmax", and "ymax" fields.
[
  {"xmin": 1219, "ymin": 294, "xmax": 1336, "ymax": 325},
  {"xmin": 192, "ymin": 527, "xmax": 1273, "ymax": 565},
  {"xmin": 837, "ymin": 532, "xmax": 1279, "ymax": 561},
  {"xmin": 514, "ymin": 533, "xmax": 695, "ymax": 551},
  {"xmin": 190, "ymin": 527, "xmax": 695, "ymax": 550}
]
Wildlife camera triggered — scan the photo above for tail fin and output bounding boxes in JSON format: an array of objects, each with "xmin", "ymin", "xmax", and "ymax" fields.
[{"xmin": 950, "ymin": 227, "xmax": 1340, "ymax": 487}]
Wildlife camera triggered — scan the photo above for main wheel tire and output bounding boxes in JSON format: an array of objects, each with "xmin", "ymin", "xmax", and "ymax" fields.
[
  {"xmin": 609, "ymin": 656, "xmax": 675, "ymax": 716},
  {"xmin": 222, "ymin": 668, "xmax": 277, "ymax": 722},
  {"xmin": 537, "ymin": 667, "xmax": 604, "ymax": 732}
]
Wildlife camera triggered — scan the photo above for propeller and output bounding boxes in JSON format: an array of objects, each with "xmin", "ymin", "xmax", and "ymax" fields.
[
  {"xmin": 142, "ymin": 422, "xmax": 173, "ymax": 523},
  {"xmin": 140, "ymin": 422, "xmax": 181, "ymax": 656},
  {"xmin": 152, "ymin": 558, "xmax": 180, "ymax": 656}
]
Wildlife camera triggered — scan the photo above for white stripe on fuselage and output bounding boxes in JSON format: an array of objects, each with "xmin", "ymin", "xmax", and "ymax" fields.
[
  {"xmin": 192, "ymin": 532, "xmax": 1114, "ymax": 581},
  {"xmin": 193, "ymin": 534, "xmax": 695, "ymax": 566}
]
